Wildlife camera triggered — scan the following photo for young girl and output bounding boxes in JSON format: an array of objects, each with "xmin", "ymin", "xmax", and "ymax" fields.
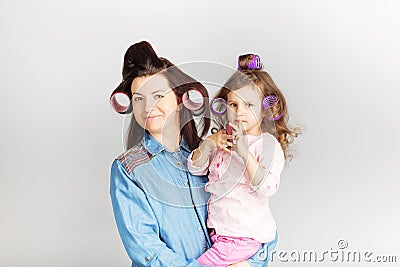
[{"xmin": 188, "ymin": 54, "xmax": 300, "ymax": 267}]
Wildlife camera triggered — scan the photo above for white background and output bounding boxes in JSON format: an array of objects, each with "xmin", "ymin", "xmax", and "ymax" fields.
[{"xmin": 1, "ymin": 0, "xmax": 399, "ymax": 266}]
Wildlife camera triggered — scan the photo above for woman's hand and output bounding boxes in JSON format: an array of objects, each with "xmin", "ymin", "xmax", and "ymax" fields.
[{"xmin": 227, "ymin": 261, "xmax": 251, "ymax": 267}]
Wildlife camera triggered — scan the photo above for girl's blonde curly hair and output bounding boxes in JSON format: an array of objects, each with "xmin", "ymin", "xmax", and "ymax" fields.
[{"xmin": 213, "ymin": 54, "xmax": 301, "ymax": 160}]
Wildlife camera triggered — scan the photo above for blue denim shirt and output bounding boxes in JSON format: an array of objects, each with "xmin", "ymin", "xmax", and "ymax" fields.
[{"xmin": 110, "ymin": 132, "xmax": 276, "ymax": 267}]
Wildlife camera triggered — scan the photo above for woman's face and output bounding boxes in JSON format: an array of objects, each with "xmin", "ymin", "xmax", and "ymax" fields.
[
  {"xmin": 227, "ymin": 86, "xmax": 263, "ymax": 136},
  {"xmin": 131, "ymin": 74, "xmax": 180, "ymax": 136}
]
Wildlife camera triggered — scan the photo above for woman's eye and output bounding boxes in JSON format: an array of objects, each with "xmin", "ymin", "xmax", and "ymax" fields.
[
  {"xmin": 133, "ymin": 96, "xmax": 143, "ymax": 102},
  {"xmin": 229, "ymin": 103, "xmax": 237, "ymax": 107},
  {"xmin": 246, "ymin": 103, "xmax": 254, "ymax": 107},
  {"xmin": 155, "ymin": 95, "xmax": 164, "ymax": 99}
]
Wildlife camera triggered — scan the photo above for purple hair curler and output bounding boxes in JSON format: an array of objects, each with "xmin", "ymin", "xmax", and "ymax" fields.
[
  {"xmin": 269, "ymin": 113, "xmax": 283, "ymax": 121},
  {"xmin": 238, "ymin": 54, "xmax": 262, "ymax": 70},
  {"xmin": 110, "ymin": 92, "xmax": 131, "ymax": 114},
  {"xmin": 262, "ymin": 95, "xmax": 282, "ymax": 120},
  {"xmin": 182, "ymin": 89, "xmax": 204, "ymax": 111},
  {"xmin": 211, "ymin": 98, "xmax": 227, "ymax": 115},
  {"xmin": 262, "ymin": 95, "xmax": 279, "ymax": 110}
]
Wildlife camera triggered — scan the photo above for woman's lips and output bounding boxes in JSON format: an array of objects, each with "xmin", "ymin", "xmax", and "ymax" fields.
[{"xmin": 144, "ymin": 115, "xmax": 162, "ymax": 120}]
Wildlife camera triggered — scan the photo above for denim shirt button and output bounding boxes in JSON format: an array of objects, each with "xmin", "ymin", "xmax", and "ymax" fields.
[
  {"xmin": 145, "ymin": 256, "xmax": 151, "ymax": 261},
  {"xmin": 184, "ymin": 182, "xmax": 189, "ymax": 187},
  {"xmin": 177, "ymin": 161, "xmax": 181, "ymax": 166}
]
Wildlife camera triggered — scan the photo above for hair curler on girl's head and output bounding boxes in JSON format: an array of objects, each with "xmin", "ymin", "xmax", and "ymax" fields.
[{"xmin": 238, "ymin": 54, "xmax": 262, "ymax": 70}]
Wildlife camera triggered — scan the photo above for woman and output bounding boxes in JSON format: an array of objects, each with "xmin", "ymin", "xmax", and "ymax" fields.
[{"xmin": 109, "ymin": 41, "xmax": 271, "ymax": 266}]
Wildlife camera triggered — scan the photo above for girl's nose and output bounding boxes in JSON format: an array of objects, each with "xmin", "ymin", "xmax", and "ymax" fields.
[{"xmin": 236, "ymin": 104, "xmax": 245, "ymax": 116}]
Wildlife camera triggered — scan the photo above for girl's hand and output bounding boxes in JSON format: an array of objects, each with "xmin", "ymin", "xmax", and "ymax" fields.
[
  {"xmin": 191, "ymin": 129, "xmax": 233, "ymax": 167},
  {"xmin": 229, "ymin": 122, "xmax": 250, "ymax": 160},
  {"xmin": 206, "ymin": 129, "xmax": 234, "ymax": 154}
]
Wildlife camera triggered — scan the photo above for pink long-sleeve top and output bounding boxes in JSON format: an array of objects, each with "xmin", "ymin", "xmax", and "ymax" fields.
[{"xmin": 188, "ymin": 132, "xmax": 285, "ymax": 243}]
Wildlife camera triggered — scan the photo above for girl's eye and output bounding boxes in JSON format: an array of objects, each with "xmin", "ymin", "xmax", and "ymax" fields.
[
  {"xmin": 155, "ymin": 95, "xmax": 164, "ymax": 99},
  {"xmin": 133, "ymin": 96, "xmax": 143, "ymax": 102},
  {"xmin": 246, "ymin": 103, "xmax": 254, "ymax": 108},
  {"xmin": 229, "ymin": 103, "xmax": 237, "ymax": 107}
]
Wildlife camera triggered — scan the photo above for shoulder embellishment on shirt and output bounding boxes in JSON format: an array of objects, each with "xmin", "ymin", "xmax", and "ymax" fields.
[{"xmin": 117, "ymin": 144, "xmax": 153, "ymax": 174}]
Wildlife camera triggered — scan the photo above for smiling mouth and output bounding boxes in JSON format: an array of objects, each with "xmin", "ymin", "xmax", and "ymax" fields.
[{"xmin": 145, "ymin": 115, "xmax": 162, "ymax": 120}]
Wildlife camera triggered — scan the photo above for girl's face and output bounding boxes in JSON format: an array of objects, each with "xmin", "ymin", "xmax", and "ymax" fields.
[
  {"xmin": 227, "ymin": 86, "xmax": 263, "ymax": 136},
  {"xmin": 131, "ymin": 74, "xmax": 180, "ymax": 136}
]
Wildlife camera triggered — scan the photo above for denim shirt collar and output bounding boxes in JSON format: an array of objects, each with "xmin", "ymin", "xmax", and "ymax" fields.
[{"xmin": 142, "ymin": 131, "xmax": 191, "ymax": 155}]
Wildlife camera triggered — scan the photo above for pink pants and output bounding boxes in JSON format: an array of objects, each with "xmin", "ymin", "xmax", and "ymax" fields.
[{"xmin": 197, "ymin": 231, "xmax": 261, "ymax": 267}]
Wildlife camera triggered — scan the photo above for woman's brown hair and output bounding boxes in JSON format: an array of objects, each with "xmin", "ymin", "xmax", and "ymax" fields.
[{"xmin": 112, "ymin": 41, "xmax": 210, "ymax": 151}]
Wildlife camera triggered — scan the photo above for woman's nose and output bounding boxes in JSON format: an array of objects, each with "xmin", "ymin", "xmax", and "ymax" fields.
[{"xmin": 144, "ymin": 99, "xmax": 156, "ymax": 113}]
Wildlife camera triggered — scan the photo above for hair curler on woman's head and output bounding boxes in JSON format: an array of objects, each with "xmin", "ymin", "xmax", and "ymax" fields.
[
  {"xmin": 110, "ymin": 41, "xmax": 172, "ymax": 114},
  {"xmin": 110, "ymin": 41, "xmax": 210, "ymax": 150}
]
